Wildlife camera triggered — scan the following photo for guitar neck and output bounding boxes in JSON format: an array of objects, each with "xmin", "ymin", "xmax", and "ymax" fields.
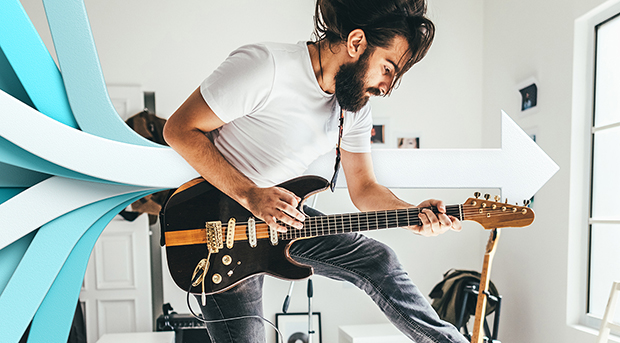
[{"xmin": 279, "ymin": 205, "xmax": 463, "ymax": 240}]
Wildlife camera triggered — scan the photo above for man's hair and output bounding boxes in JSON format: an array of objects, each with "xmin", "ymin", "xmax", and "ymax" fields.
[{"xmin": 313, "ymin": 0, "xmax": 435, "ymax": 93}]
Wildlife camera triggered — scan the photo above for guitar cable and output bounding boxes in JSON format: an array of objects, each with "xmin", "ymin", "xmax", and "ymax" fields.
[
  {"xmin": 185, "ymin": 287, "xmax": 284, "ymax": 343},
  {"xmin": 185, "ymin": 260, "xmax": 284, "ymax": 342}
]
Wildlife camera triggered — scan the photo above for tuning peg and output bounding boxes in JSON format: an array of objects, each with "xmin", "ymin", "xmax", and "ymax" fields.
[
  {"xmin": 474, "ymin": 192, "xmax": 481, "ymax": 199},
  {"xmin": 494, "ymin": 195, "xmax": 500, "ymax": 202},
  {"xmin": 504, "ymin": 198, "xmax": 508, "ymax": 204},
  {"xmin": 484, "ymin": 194, "xmax": 490, "ymax": 200},
  {"xmin": 523, "ymin": 199, "xmax": 531, "ymax": 206}
]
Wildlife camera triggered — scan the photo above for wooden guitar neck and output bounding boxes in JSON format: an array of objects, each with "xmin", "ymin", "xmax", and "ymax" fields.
[{"xmin": 471, "ymin": 228, "xmax": 500, "ymax": 343}]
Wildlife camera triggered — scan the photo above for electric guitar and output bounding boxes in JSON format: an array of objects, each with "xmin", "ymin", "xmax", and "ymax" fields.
[{"xmin": 160, "ymin": 175, "xmax": 534, "ymax": 296}]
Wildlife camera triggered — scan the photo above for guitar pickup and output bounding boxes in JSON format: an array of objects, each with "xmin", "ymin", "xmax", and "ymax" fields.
[
  {"xmin": 226, "ymin": 218, "xmax": 236, "ymax": 249},
  {"xmin": 269, "ymin": 225, "xmax": 278, "ymax": 246},
  {"xmin": 248, "ymin": 217, "xmax": 257, "ymax": 248}
]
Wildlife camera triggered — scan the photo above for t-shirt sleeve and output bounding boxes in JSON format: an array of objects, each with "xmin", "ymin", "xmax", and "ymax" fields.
[
  {"xmin": 340, "ymin": 104, "xmax": 372, "ymax": 153},
  {"xmin": 200, "ymin": 44, "xmax": 275, "ymax": 123}
]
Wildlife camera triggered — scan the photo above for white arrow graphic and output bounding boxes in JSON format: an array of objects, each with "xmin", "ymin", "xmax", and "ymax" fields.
[{"xmin": 305, "ymin": 111, "xmax": 559, "ymax": 201}]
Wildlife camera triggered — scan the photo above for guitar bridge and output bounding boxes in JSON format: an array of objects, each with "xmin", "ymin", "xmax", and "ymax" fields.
[{"xmin": 205, "ymin": 221, "xmax": 224, "ymax": 253}]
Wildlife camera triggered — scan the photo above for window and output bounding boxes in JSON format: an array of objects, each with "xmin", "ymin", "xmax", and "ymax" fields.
[
  {"xmin": 587, "ymin": 11, "xmax": 620, "ymax": 326},
  {"xmin": 588, "ymin": 11, "xmax": 620, "ymax": 321},
  {"xmin": 570, "ymin": 0, "xmax": 620, "ymax": 333}
]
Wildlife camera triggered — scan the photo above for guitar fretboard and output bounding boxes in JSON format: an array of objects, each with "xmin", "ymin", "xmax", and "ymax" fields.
[{"xmin": 278, "ymin": 205, "xmax": 463, "ymax": 240}]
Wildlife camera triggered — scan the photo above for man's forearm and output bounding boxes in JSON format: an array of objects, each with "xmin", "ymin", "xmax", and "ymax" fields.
[
  {"xmin": 166, "ymin": 127, "xmax": 257, "ymax": 210},
  {"xmin": 349, "ymin": 181, "xmax": 413, "ymax": 212}
]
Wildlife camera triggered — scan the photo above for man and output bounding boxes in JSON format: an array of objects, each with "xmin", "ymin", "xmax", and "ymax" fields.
[{"xmin": 163, "ymin": 0, "xmax": 468, "ymax": 342}]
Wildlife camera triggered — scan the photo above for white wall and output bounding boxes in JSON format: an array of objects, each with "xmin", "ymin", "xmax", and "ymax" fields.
[
  {"xmin": 481, "ymin": 0, "xmax": 608, "ymax": 342},
  {"xmin": 22, "ymin": 0, "xmax": 488, "ymax": 342}
]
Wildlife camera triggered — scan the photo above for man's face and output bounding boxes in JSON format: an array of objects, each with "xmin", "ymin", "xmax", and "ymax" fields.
[{"xmin": 335, "ymin": 35, "xmax": 410, "ymax": 113}]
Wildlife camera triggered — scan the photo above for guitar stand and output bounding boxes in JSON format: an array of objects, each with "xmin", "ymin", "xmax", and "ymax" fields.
[{"xmin": 455, "ymin": 282, "xmax": 502, "ymax": 343}]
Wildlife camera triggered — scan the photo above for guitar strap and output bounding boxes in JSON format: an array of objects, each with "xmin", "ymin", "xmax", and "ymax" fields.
[{"xmin": 329, "ymin": 109, "xmax": 345, "ymax": 192}]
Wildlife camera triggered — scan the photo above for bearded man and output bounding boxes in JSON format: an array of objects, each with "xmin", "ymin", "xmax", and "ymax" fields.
[{"xmin": 163, "ymin": 0, "xmax": 467, "ymax": 342}]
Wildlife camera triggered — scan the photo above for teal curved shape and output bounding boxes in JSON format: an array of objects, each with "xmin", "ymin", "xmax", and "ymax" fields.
[
  {"xmin": 0, "ymin": 230, "xmax": 35, "ymax": 296},
  {"xmin": 0, "ymin": 0, "xmax": 78, "ymax": 128},
  {"xmin": 0, "ymin": 187, "xmax": 24, "ymax": 205},
  {"xmin": 28, "ymin": 192, "xmax": 150, "ymax": 343},
  {"xmin": 0, "ymin": 162, "xmax": 49, "ymax": 188},
  {"xmin": 0, "ymin": 137, "xmax": 116, "ymax": 185},
  {"xmin": 0, "ymin": 191, "xmax": 152, "ymax": 343},
  {"xmin": 41, "ymin": 0, "xmax": 160, "ymax": 147},
  {"xmin": 0, "ymin": 45, "xmax": 35, "ymax": 109},
  {"xmin": 0, "ymin": 188, "xmax": 29, "ymax": 296}
]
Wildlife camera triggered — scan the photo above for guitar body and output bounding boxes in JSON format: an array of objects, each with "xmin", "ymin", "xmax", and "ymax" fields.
[{"xmin": 161, "ymin": 175, "xmax": 330, "ymax": 295}]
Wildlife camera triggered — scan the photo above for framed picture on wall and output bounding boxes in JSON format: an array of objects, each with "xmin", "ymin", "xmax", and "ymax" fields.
[
  {"xmin": 397, "ymin": 137, "xmax": 420, "ymax": 149},
  {"xmin": 275, "ymin": 312, "xmax": 322, "ymax": 343},
  {"xmin": 370, "ymin": 118, "xmax": 390, "ymax": 148},
  {"xmin": 517, "ymin": 77, "xmax": 539, "ymax": 115}
]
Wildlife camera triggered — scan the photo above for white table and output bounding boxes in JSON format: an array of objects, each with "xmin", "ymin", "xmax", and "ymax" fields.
[
  {"xmin": 96, "ymin": 331, "xmax": 175, "ymax": 343},
  {"xmin": 339, "ymin": 323, "xmax": 409, "ymax": 343}
]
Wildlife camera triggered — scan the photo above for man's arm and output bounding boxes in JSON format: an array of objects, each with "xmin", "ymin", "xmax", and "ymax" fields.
[
  {"xmin": 340, "ymin": 149, "xmax": 461, "ymax": 236},
  {"xmin": 163, "ymin": 88, "xmax": 305, "ymax": 231}
]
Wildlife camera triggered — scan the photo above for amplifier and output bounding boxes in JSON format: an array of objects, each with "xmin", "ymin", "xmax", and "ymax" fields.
[{"xmin": 156, "ymin": 306, "xmax": 211, "ymax": 343}]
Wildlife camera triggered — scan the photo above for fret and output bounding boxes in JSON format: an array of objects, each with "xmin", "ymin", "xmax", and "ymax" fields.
[
  {"xmin": 376, "ymin": 210, "xmax": 387, "ymax": 230},
  {"xmin": 387, "ymin": 210, "xmax": 397, "ymax": 229},
  {"xmin": 406, "ymin": 208, "xmax": 411, "ymax": 227},
  {"xmin": 395, "ymin": 209, "xmax": 399, "ymax": 227},
  {"xmin": 367, "ymin": 212, "xmax": 377, "ymax": 231},
  {"xmin": 328, "ymin": 215, "xmax": 337, "ymax": 234},
  {"xmin": 347, "ymin": 213, "xmax": 352, "ymax": 233},
  {"xmin": 400, "ymin": 210, "xmax": 408, "ymax": 227},
  {"xmin": 351, "ymin": 213, "xmax": 361, "ymax": 231}
]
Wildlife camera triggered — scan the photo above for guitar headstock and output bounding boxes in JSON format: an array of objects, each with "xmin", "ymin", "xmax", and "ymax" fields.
[{"xmin": 462, "ymin": 192, "xmax": 535, "ymax": 230}]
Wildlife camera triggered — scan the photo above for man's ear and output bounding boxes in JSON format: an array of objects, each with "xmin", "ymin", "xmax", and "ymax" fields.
[{"xmin": 346, "ymin": 29, "xmax": 367, "ymax": 60}]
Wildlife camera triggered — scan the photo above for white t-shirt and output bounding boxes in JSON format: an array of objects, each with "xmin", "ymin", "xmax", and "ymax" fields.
[{"xmin": 200, "ymin": 41, "xmax": 373, "ymax": 187}]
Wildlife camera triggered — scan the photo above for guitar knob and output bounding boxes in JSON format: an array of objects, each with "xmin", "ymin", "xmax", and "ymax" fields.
[
  {"xmin": 212, "ymin": 273, "xmax": 222, "ymax": 284},
  {"xmin": 474, "ymin": 192, "xmax": 481, "ymax": 199},
  {"xmin": 494, "ymin": 195, "xmax": 500, "ymax": 202},
  {"xmin": 484, "ymin": 194, "xmax": 490, "ymax": 200},
  {"xmin": 524, "ymin": 199, "xmax": 531, "ymax": 206}
]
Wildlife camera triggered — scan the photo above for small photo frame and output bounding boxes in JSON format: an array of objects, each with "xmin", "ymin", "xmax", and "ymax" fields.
[
  {"xmin": 370, "ymin": 118, "xmax": 390, "ymax": 148},
  {"xmin": 397, "ymin": 137, "xmax": 420, "ymax": 149},
  {"xmin": 371, "ymin": 124, "xmax": 385, "ymax": 144},
  {"xmin": 275, "ymin": 312, "xmax": 322, "ymax": 343},
  {"xmin": 517, "ymin": 77, "xmax": 538, "ymax": 115}
]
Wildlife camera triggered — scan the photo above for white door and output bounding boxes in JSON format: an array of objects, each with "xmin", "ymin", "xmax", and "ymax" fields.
[{"xmin": 81, "ymin": 214, "xmax": 153, "ymax": 343}]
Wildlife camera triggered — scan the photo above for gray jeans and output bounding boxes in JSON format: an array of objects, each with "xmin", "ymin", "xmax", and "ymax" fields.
[{"xmin": 197, "ymin": 207, "xmax": 467, "ymax": 343}]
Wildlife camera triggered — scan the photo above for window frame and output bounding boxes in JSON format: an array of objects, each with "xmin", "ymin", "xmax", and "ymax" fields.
[{"xmin": 569, "ymin": 0, "xmax": 620, "ymax": 334}]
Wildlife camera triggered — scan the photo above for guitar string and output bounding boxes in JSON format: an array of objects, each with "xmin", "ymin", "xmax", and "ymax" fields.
[
  {"xmin": 231, "ymin": 209, "xmax": 526, "ymax": 230},
  {"xmin": 231, "ymin": 210, "xmax": 526, "ymax": 228},
  {"xmin": 237, "ymin": 210, "xmax": 530, "ymax": 240},
  {"xmin": 230, "ymin": 207, "xmax": 526, "ymax": 227},
  {"xmin": 192, "ymin": 206, "xmax": 529, "ymax": 242}
]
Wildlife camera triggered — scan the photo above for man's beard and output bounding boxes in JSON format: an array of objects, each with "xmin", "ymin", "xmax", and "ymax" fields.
[{"xmin": 334, "ymin": 48, "xmax": 382, "ymax": 113}]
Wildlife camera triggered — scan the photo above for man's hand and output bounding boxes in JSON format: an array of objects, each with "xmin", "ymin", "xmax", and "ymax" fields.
[
  {"xmin": 246, "ymin": 186, "xmax": 306, "ymax": 233},
  {"xmin": 408, "ymin": 199, "xmax": 461, "ymax": 237}
]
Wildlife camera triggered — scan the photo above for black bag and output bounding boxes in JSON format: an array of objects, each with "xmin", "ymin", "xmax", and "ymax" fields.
[{"xmin": 429, "ymin": 269, "xmax": 499, "ymax": 326}]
